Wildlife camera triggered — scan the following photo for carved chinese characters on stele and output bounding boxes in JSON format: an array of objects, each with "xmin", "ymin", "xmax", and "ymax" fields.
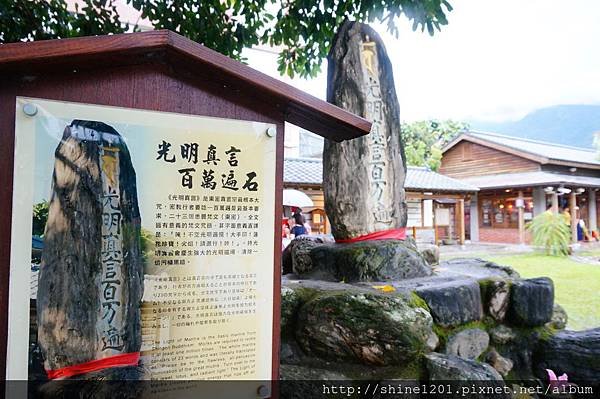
[
  {"xmin": 361, "ymin": 41, "xmax": 394, "ymax": 228},
  {"xmin": 324, "ymin": 21, "xmax": 407, "ymax": 239},
  {"xmin": 99, "ymin": 145, "xmax": 125, "ymax": 353},
  {"xmin": 37, "ymin": 120, "xmax": 142, "ymax": 372}
]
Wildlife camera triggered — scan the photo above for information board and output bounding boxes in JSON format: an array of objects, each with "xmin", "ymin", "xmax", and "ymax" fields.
[{"xmin": 7, "ymin": 98, "xmax": 276, "ymax": 394}]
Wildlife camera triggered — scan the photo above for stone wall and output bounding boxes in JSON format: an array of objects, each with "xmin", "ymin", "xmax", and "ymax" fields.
[{"xmin": 280, "ymin": 248, "xmax": 599, "ymax": 394}]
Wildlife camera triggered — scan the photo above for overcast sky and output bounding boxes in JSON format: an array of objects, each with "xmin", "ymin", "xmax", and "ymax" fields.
[{"xmin": 244, "ymin": 0, "xmax": 600, "ymax": 123}]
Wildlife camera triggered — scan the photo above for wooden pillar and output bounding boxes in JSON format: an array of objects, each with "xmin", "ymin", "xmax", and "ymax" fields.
[
  {"xmin": 552, "ymin": 192, "xmax": 559, "ymax": 214},
  {"xmin": 533, "ymin": 187, "xmax": 546, "ymax": 216},
  {"xmin": 589, "ymin": 190, "xmax": 597, "ymax": 232},
  {"xmin": 518, "ymin": 190, "xmax": 525, "ymax": 244},
  {"xmin": 570, "ymin": 191, "xmax": 577, "ymax": 243},
  {"xmin": 469, "ymin": 193, "xmax": 479, "ymax": 242},
  {"xmin": 433, "ymin": 204, "xmax": 438, "ymax": 245},
  {"xmin": 457, "ymin": 198, "xmax": 465, "ymax": 245}
]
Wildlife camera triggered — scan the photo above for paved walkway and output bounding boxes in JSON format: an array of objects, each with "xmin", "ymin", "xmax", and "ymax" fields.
[
  {"xmin": 436, "ymin": 240, "xmax": 600, "ymax": 261},
  {"xmin": 436, "ymin": 242, "xmax": 533, "ymax": 260}
]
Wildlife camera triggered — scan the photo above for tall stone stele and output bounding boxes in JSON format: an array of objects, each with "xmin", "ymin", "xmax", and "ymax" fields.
[
  {"xmin": 324, "ymin": 21, "xmax": 407, "ymax": 240},
  {"xmin": 37, "ymin": 120, "xmax": 143, "ymax": 379},
  {"xmin": 313, "ymin": 21, "xmax": 431, "ymax": 282}
]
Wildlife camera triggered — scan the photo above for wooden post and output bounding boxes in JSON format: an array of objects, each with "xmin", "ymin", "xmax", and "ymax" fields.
[
  {"xmin": 518, "ymin": 190, "xmax": 525, "ymax": 245},
  {"xmin": 589, "ymin": 189, "xmax": 597, "ymax": 232},
  {"xmin": 570, "ymin": 191, "xmax": 578, "ymax": 243},
  {"xmin": 457, "ymin": 198, "xmax": 465, "ymax": 245},
  {"xmin": 433, "ymin": 204, "xmax": 438, "ymax": 245},
  {"xmin": 552, "ymin": 192, "xmax": 559, "ymax": 214}
]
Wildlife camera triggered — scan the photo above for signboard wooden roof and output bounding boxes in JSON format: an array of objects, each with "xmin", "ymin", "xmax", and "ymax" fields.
[{"xmin": 0, "ymin": 30, "xmax": 371, "ymax": 142}]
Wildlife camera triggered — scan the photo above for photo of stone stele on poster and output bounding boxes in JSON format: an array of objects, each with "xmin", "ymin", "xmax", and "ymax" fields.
[{"xmin": 7, "ymin": 97, "xmax": 276, "ymax": 397}]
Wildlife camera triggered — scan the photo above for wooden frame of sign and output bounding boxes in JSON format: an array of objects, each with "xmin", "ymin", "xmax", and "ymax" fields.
[{"xmin": 0, "ymin": 31, "xmax": 369, "ymax": 397}]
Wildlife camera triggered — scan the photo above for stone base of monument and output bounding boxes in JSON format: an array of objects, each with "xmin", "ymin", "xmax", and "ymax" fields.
[
  {"xmin": 34, "ymin": 366, "xmax": 146, "ymax": 398},
  {"xmin": 288, "ymin": 238, "xmax": 432, "ymax": 282},
  {"xmin": 280, "ymin": 257, "xmax": 600, "ymax": 385}
]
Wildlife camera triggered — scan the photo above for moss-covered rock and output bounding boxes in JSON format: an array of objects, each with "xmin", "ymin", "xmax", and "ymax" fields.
[
  {"xmin": 282, "ymin": 236, "xmax": 326, "ymax": 275},
  {"xmin": 416, "ymin": 280, "xmax": 483, "ymax": 328},
  {"xmin": 308, "ymin": 239, "xmax": 432, "ymax": 282},
  {"xmin": 281, "ymin": 285, "xmax": 319, "ymax": 337},
  {"xmin": 545, "ymin": 303, "xmax": 568, "ymax": 330},
  {"xmin": 493, "ymin": 327, "xmax": 548, "ymax": 380},
  {"xmin": 296, "ymin": 291, "xmax": 437, "ymax": 366}
]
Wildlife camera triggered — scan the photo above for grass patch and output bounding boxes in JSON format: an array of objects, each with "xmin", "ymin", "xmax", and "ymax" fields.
[{"xmin": 484, "ymin": 253, "xmax": 600, "ymax": 331}]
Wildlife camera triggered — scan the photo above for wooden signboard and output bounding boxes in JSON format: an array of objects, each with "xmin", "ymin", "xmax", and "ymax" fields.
[{"xmin": 0, "ymin": 31, "xmax": 370, "ymax": 398}]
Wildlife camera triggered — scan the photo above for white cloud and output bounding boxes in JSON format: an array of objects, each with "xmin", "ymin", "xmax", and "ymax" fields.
[{"xmin": 245, "ymin": 0, "xmax": 600, "ymax": 122}]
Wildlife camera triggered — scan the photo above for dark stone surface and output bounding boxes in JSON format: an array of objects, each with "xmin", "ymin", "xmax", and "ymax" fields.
[
  {"xmin": 439, "ymin": 258, "xmax": 520, "ymax": 280},
  {"xmin": 534, "ymin": 328, "xmax": 600, "ymax": 382},
  {"xmin": 425, "ymin": 353, "xmax": 508, "ymax": 399},
  {"xmin": 445, "ymin": 328, "xmax": 490, "ymax": 360},
  {"xmin": 32, "ymin": 366, "xmax": 146, "ymax": 398},
  {"xmin": 416, "ymin": 280, "xmax": 483, "ymax": 327},
  {"xmin": 296, "ymin": 291, "xmax": 436, "ymax": 366},
  {"xmin": 485, "ymin": 348, "xmax": 513, "ymax": 377},
  {"xmin": 425, "ymin": 353, "xmax": 504, "ymax": 381},
  {"xmin": 308, "ymin": 239, "xmax": 432, "ymax": 282},
  {"xmin": 282, "ymin": 236, "xmax": 326, "ymax": 275},
  {"xmin": 426, "ymin": 354, "xmax": 508, "ymax": 399},
  {"xmin": 494, "ymin": 329, "xmax": 541, "ymax": 380},
  {"xmin": 419, "ymin": 244, "xmax": 440, "ymax": 266},
  {"xmin": 292, "ymin": 236, "xmax": 326, "ymax": 274},
  {"xmin": 37, "ymin": 120, "xmax": 143, "ymax": 371},
  {"xmin": 280, "ymin": 364, "xmax": 349, "ymax": 381},
  {"xmin": 508, "ymin": 277, "xmax": 554, "ymax": 327}
]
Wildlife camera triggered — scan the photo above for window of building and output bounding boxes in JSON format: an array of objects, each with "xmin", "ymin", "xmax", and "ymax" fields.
[{"xmin": 480, "ymin": 192, "xmax": 534, "ymax": 228}]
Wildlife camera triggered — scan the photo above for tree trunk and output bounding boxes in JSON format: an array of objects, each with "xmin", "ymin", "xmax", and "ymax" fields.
[
  {"xmin": 37, "ymin": 120, "xmax": 143, "ymax": 376},
  {"xmin": 324, "ymin": 20, "xmax": 407, "ymax": 240}
]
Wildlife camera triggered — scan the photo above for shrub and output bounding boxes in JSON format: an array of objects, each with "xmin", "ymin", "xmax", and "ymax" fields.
[{"xmin": 526, "ymin": 211, "xmax": 571, "ymax": 256}]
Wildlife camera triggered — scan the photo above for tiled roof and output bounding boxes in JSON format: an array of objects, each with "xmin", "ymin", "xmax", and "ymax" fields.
[
  {"xmin": 284, "ymin": 158, "xmax": 478, "ymax": 193},
  {"xmin": 461, "ymin": 171, "xmax": 600, "ymax": 190},
  {"xmin": 447, "ymin": 131, "xmax": 600, "ymax": 167},
  {"xmin": 404, "ymin": 166, "xmax": 479, "ymax": 192},
  {"xmin": 284, "ymin": 157, "xmax": 323, "ymax": 185}
]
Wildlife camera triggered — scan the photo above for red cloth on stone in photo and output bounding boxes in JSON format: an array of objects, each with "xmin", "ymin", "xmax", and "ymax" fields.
[{"xmin": 45, "ymin": 352, "xmax": 140, "ymax": 380}]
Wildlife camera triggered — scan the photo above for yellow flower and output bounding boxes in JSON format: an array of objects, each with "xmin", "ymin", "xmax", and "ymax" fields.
[{"xmin": 372, "ymin": 285, "xmax": 396, "ymax": 293}]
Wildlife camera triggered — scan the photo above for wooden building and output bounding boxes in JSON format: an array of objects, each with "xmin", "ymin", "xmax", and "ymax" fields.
[
  {"xmin": 283, "ymin": 157, "xmax": 478, "ymax": 244},
  {"xmin": 441, "ymin": 131, "xmax": 600, "ymax": 244}
]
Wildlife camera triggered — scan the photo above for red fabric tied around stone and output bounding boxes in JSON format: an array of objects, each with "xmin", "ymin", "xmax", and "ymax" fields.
[
  {"xmin": 45, "ymin": 352, "xmax": 140, "ymax": 380},
  {"xmin": 335, "ymin": 227, "xmax": 407, "ymax": 243}
]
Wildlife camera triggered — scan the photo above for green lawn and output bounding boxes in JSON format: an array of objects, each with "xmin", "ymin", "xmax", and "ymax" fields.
[{"xmin": 484, "ymin": 254, "xmax": 600, "ymax": 331}]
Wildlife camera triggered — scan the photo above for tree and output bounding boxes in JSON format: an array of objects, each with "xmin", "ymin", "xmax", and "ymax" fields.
[
  {"xmin": 32, "ymin": 200, "xmax": 49, "ymax": 236},
  {"xmin": 401, "ymin": 119, "xmax": 467, "ymax": 171},
  {"xmin": 1, "ymin": 0, "xmax": 452, "ymax": 78}
]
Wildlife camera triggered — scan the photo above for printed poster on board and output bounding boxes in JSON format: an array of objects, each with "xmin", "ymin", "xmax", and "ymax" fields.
[{"xmin": 7, "ymin": 97, "xmax": 276, "ymax": 397}]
